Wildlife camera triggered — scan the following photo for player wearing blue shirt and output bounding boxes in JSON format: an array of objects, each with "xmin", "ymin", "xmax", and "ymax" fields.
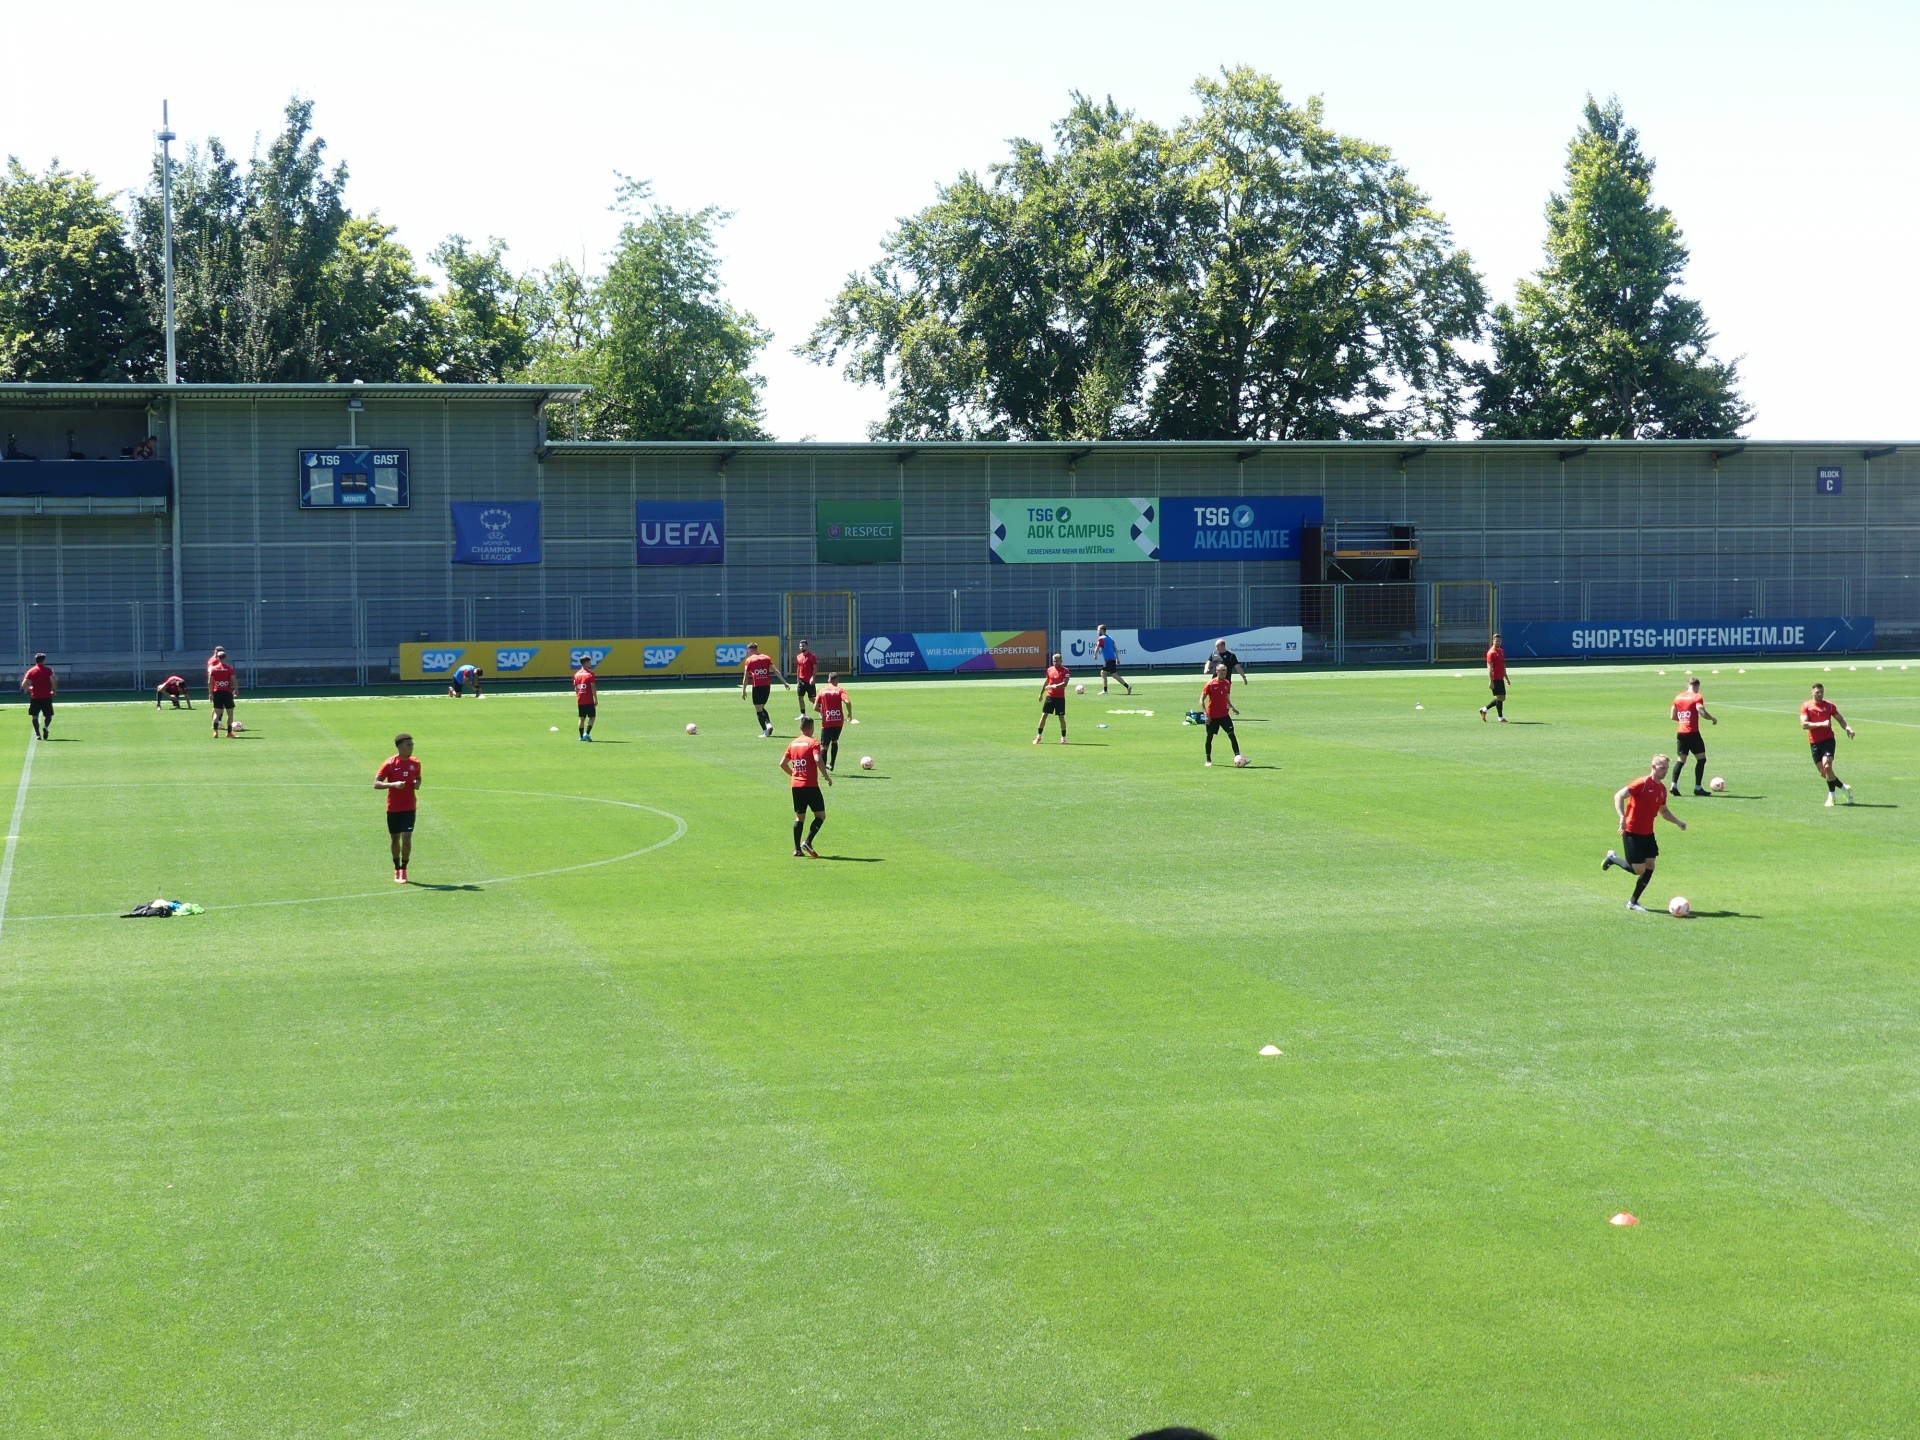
[
  {"xmin": 1093, "ymin": 624, "xmax": 1132, "ymax": 696},
  {"xmin": 447, "ymin": 663, "xmax": 484, "ymax": 698}
]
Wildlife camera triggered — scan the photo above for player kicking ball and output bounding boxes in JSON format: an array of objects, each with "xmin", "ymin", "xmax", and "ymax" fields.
[
  {"xmin": 782, "ymin": 715, "xmax": 831, "ymax": 856},
  {"xmin": 814, "ymin": 672, "xmax": 852, "ymax": 770},
  {"xmin": 1670, "ymin": 677, "xmax": 1717, "ymax": 797},
  {"xmin": 1603, "ymin": 754, "xmax": 1686, "ymax": 911},
  {"xmin": 155, "ymin": 674, "xmax": 191, "ymax": 709},
  {"xmin": 1200, "ymin": 667, "xmax": 1242, "ymax": 766},
  {"xmin": 1093, "ymin": 625, "xmax": 1132, "ymax": 696},
  {"xmin": 573, "ymin": 656, "xmax": 598, "ymax": 740},
  {"xmin": 1035, "ymin": 654, "xmax": 1070, "ymax": 743},
  {"xmin": 374, "ymin": 732, "xmax": 422, "ymax": 882},
  {"xmin": 1801, "ymin": 682, "xmax": 1857, "ymax": 806},
  {"xmin": 1479, "ymin": 634, "xmax": 1509, "ymax": 722},
  {"xmin": 741, "ymin": 642, "xmax": 788, "ymax": 737}
]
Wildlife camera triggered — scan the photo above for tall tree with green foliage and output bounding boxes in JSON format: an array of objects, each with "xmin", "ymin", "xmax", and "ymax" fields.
[
  {"xmin": 0, "ymin": 159, "xmax": 154, "ymax": 381},
  {"xmin": 803, "ymin": 69, "xmax": 1484, "ymax": 441},
  {"xmin": 1472, "ymin": 97, "xmax": 1749, "ymax": 438},
  {"xmin": 427, "ymin": 236, "xmax": 532, "ymax": 382}
]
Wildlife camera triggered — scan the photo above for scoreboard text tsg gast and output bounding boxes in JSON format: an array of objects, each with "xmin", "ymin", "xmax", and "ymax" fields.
[{"xmin": 299, "ymin": 448, "xmax": 410, "ymax": 508}]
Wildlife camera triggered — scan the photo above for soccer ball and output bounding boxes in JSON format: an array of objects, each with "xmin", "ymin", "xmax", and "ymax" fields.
[
  {"xmin": 230, "ymin": 721, "xmax": 244, "ymax": 732},
  {"xmin": 685, "ymin": 723, "xmax": 698, "ymax": 735},
  {"xmin": 1075, "ymin": 683, "xmax": 1085, "ymax": 694},
  {"xmin": 1709, "ymin": 777, "xmax": 1725, "ymax": 792},
  {"xmin": 1233, "ymin": 754, "xmax": 1250, "ymax": 768},
  {"xmin": 1668, "ymin": 896, "xmax": 1691, "ymax": 918},
  {"xmin": 860, "ymin": 756, "xmax": 874, "ymax": 770}
]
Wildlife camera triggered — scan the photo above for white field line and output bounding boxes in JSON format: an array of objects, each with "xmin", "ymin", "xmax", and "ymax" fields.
[
  {"xmin": 0, "ymin": 735, "xmax": 38, "ymax": 941},
  {"xmin": 1713, "ymin": 701, "xmax": 1920, "ymax": 731}
]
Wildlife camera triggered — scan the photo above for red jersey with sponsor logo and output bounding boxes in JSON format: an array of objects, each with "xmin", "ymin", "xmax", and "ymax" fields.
[
  {"xmin": 1673, "ymin": 692, "xmax": 1704, "ymax": 734},
  {"xmin": 1622, "ymin": 775, "xmax": 1667, "ymax": 834},
  {"xmin": 1202, "ymin": 676, "xmax": 1233, "ymax": 719},
  {"xmin": 816, "ymin": 686, "xmax": 847, "ymax": 726},
  {"xmin": 743, "ymin": 653, "xmax": 774, "ymax": 687},
  {"xmin": 23, "ymin": 664, "xmax": 53, "ymax": 699},
  {"xmin": 162, "ymin": 675, "xmax": 186, "ymax": 693},
  {"xmin": 207, "ymin": 660, "xmax": 235, "ymax": 694},
  {"xmin": 377, "ymin": 755, "xmax": 421, "ymax": 812},
  {"xmin": 1801, "ymin": 699, "xmax": 1838, "ymax": 743},
  {"xmin": 1045, "ymin": 665, "xmax": 1069, "ymax": 699},
  {"xmin": 573, "ymin": 668, "xmax": 597, "ymax": 705},
  {"xmin": 1486, "ymin": 646, "xmax": 1507, "ymax": 682},
  {"xmin": 795, "ymin": 650, "xmax": 817, "ymax": 682},
  {"xmin": 784, "ymin": 737, "xmax": 823, "ymax": 788}
]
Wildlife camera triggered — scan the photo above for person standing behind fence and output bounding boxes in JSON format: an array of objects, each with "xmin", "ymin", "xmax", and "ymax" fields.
[
  {"xmin": 20, "ymin": 653, "xmax": 55, "ymax": 739},
  {"xmin": 1479, "ymin": 635, "xmax": 1509, "ymax": 722}
]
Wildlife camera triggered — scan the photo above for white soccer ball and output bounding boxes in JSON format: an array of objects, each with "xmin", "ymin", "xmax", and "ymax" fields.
[
  {"xmin": 1668, "ymin": 896, "xmax": 1691, "ymax": 918},
  {"xmin": 860, "ymin": 756, "xmax": 874, "ymax": 770},
  {"xmin": 1233, "ymin": 754, "xmax": 1250, "ymax": 768},
  {"xmin": 685, "ymin": 723, "xmax": 698, "ymax": 735},
  {"xmin": 230, "ymin": 721, "xmax": 244, "ymax": 732},
  {"xmin": 1075, "ymin": 683, "xmax": 1085, "ymax": 694},
  {"xmin": 1709, "ymin": 777, "xmax": 1725, "ymax": 792}
]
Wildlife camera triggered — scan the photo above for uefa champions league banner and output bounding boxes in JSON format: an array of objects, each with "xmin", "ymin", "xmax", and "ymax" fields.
[
  {"xmin": 1062, "ymin": 626, "xmax": 1304, "ymax": 667},
  {"xmin": 1156, "ymin": 496, "xmax": 1323, "ymax": 560},
  {"xmin": 859, "ymin": 630, "xmax": 1049, "ymax": 673},
  {"xmin": 990, "ymin": 499, "xmax": 1160, "ymax": 563},
  {"xmin": 398, "ymin": 636, "xmax": 780, "ymax": 681},
  {"xmin": 1501, "ymin": 618, "xmax": 1875, "ymax": 658},
  {"xmin": 451, "ymin": 501, "xmax": 541, "ymax": 564}
]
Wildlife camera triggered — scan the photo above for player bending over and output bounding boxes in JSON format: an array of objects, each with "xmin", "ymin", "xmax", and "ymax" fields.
[
  {"xmin": 448, "ymin": 663, "xmax": 483, "ymax": 698},
  {"xmin": 375, "ymin": 732, "xmax": 422, "ymax": 883},
  {"xmin": 1603, "ymin": 754, "xmax": 1686, "ymax": 911},
  {"xmin": 1479, "ymin": 634, "xmax": 1509, "ymax": 722},
  {"xmin": 573, "ymin": 657, "xmax": 598, "ymax": 740},
  {"xmin": 1200, "ymin": 668, "xmax": 1242, "ymax": 766},
  {"xmin": 814, "ymin": 673, "xmax": 852, "ymax": 771},
  {"xmin": 782, "ymin": 715, "xmax": 831, "ymax": 857},
  {"xmin": 1670, "ymin": 677, "xmax": 1717, "ymax": 796},
  {"xmin": 741, "ymin": 642, "xmax": 788, "ymax": 737},
  {"xmin": 793, "ymin": 640, "xmax": 819, "ymax": 715},
  {"xmin": 207, "ymin": 646, "xmax": 238, "ymax": 737},
  {"xmin": 1035, "ymin": 654, "xmax": 1070, "ymax": 744},
  {"xmin": 155, "ymin": 674, "xmax": 191, "ymax": 708},
  {"xmin": 1801, "ymin": 682, "xmax": 1857, "ymax": 806},
  {"xmin": 1094, "ymin": 625, "xmax": 1132, "ymax": 696},
  {"xmin": 21, "ymin": 653, "xmax": 55, "ymax": 739}
]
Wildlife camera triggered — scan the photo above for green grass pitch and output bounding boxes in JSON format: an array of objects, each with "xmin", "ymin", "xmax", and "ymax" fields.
[{"xmin": 3, "ymin": 660, "xmax": 1918, "ymax": 1438}]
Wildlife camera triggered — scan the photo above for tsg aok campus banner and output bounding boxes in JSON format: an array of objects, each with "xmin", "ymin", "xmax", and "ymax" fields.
[
  {"xmin": 1063, "ymin": 626, "xmax": 1304, "ymax": 667},
  {"xmin": 636, "ymin": 501, "xmax": 725, "ymax": 565},
  {"xmin": 817, "ymin": 500, "xmax": 902, "ymax": 564},
  {"xmin": 451, "ymin": 501, "xmax": 541, "ymax": 565},
  {"xmin": 1501, "ymin": 618, "xmax": 1875, "ymax": 658},
  {"xmin": 990, "ymin": 498, "xmax": 1161, "ymax": 563}
]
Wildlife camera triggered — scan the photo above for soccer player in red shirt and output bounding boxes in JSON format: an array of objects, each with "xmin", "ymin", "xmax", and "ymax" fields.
[
  {"xmin": 793, "ymin": 640, "xmax": 819, "ymax": 715},
  {"xmin": 741, "ymin": 642, "xmax": 788, "ymax": 738},
  {"xmin": 1669, "ymin": 677, "xmax": 1717, "ymax": 797},
  {"xmin": 1801, "ymin": 682, "xmax": 1857, "ymax": 806},
  {"xmin": 155, "ymin": 674, "xmax": 191, "ymax": 709},
  {"xmin": 206, "ymin": 646, "xmax": 238, "ymax": 737},
  {"xmin": 781, "ymin": 715, "xmax": 832, "ymax": 856},
  {"xmin": 1602, "ymin": 754, "xmax": 1687, "ymax": 911},
  {"xmin": 374, "ymin": 732, "xmax": 422, "ymax": 882},
  {"xmin": 1479, "ymin": 634, "xmax": 1509, "ymax": 722},
  {"xmin": 1035, "ymin": 653, "xmax": 1070, "ymax": 744},
  {"xmin": 572, "ymin": 657, "xmax": 598, "ymax": 741},
  {"xmin": 813, "ymin": 673, "xmax": 853, "ymax": 771},
  {"xmin": 1199, "ymin": 670, "xmax": 1242, "ymax": 766},
  {"xmin": 20, "ymin": 653, "xmax": 55, "ymax": 739}
]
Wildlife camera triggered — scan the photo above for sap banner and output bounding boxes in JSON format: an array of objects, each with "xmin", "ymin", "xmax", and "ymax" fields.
[
  {"xmin": 399, "ymin": 636, "xmax": 780, "ymax": 681},
  {"xmin": 860, "ymin": 630, "xmax": 1049, "ymax": 673},
  {"xmin": 1157, "ymin": 496, "xmax": 1323, "ymax": 561},
  {"xmin": 635, "ymin": 501, "xmax": 724, "ymax": 565},
  {"xmin": 1063, "ymin": 626, "xmax": 1303, "ymax": 667},
  {"xmin": 451, "ymin": 501, "xmax": 541, "ymax": 565},
  {"xmin": 1502, "ymin": 618, "xmax": 1875, "ymax": 658},
  {"xmin": 990, "ymin": 498, "xmax": 1159, "ymax": 563}
]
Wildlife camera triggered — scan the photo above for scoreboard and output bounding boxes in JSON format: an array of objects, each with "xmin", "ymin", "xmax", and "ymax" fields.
[{"xmin": 299, "ymin": 448, "xmax": 409, "ymax": 508}]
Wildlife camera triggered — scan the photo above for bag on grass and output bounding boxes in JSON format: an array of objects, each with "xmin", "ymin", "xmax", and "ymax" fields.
[{"xmin": 119, "ymin": 899, "xmax": 204, "ymax": 918}]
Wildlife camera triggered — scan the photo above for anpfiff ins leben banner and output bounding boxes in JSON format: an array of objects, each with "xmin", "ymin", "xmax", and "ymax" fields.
[
  {"xmin": 636, "ymin": 501, "xmax": 724, "ymax": 565},
  {"xmin": 1501, "ymin": 618, "xmax": 1874, "ymax": 658},
  {"xmin": 451, "ymin": 501, "xmax": 541, "ymax": 564},
  {"xmin": 990, "ymin": 498, "xmax": 1159, "ymax": 563},
  {"xmin": 817, "ymin": 500, "xmax": 902, "ymax": 564},
  {"xmin": 1157, "ymin": 496, "xmax": 1323, "ymax": 561}
]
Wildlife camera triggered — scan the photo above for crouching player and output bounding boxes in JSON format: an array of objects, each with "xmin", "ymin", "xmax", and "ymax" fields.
[
  {"xmin": 375, "ymin": 732, "xmax": 422, "ymax": 882},
  {"xmin": 1603, "ymin": 754, "xmax": 1686, "ymax": 911},
  {"xmin": 448, "ymin": 663, "xmax": 483, "ymax": 698},
  {"xmin": 815, "ymin": 673, "xmax": 852, "ymax": 771},
  {"xmin": 782, "ymin": 715, "xmax": 831, "ymax": 857},
  {"xmin": 156, "ymin": 674, "xmax": 192, "ymax": 708}
]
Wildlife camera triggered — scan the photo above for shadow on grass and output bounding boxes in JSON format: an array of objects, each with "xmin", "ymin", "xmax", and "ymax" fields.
[
  {"xmin": 819, "ymin": 855, "xmax": 884, "ymax": 863},
  {"xmin": 1845, "ymin": 802, "xmax": 1900, "ymax": 809},
  {"xmin": 839, "ymin": 773, "xmax": 890, "ymax": 780},
  {"xmin": 1688, "ymin": 910, "xmax": 1763, "ymax": 920},
  {"xmin": 1703, "ymin": 794, "xmax": 1766, "ymax": 801},
  {"xmin": 408, "ymin": 882, "xmax": 484, "ymax": 892}
]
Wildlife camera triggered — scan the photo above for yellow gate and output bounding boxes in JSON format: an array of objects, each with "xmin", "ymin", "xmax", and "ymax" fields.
[
  {"xmin": 1432, "ymin": 581, "xmax": 1495, "ymax": 662},
  {"xmin": 783, "ymin": 590, "xmax": 857, "ymax": 675}
]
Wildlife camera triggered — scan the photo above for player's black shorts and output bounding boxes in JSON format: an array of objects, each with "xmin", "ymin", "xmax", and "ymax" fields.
[
  {"xmin": 212, "ymin": 692, "xmax": 234, "ymax": 710},
  {"xmin": 1676, "ymin": 731, "xmax": 1706, "ymax": 756},
  {"xmin": 27, "ymin": 698, "xmax": 52, "ymax": 720},
  {"xmin": 1489, "ymin": 678, "xmax": 1507, "ymax": 697},
  {"xmin": 387, "ymin": 810, "xmax": 417, "ymax": 834},
  {"xmin": 449, "ymin": 682, "xmax": 464, "ymax": 696},
  {"xmin": 821, "ymin": 725, "xmax": 842, "ymax": 748},
  {"xmin": 577, "ymin": 702, "xmax": 596, "ymax": 719},
  {"xmin": 1810, "ymin": 737, "xmax": 1837, "ymax": 766},
  {"xmin": 1101, "ymin": 659, "xmax": 1119, "ymax": 675},
  {"xmin": 751, "ymin": 683, "xmax": 771, "ymax": 706},
  {"xmin": 1042, "ymin": 695, "xmax": 1066, "ymax": 717},
  {"xmin": 791, "ymin": 785, "xmax": 824, "ymax": 814},
  {"xmin": 1622, "ymin": 831, "xmax": 1658, "ymax": 866},
  {"xmin": 797, "ymin": 678, "xmax": 818, "ymax": 701},
  {"xmin": 1205, "ymin": 715, "xmax": 1235, "ymax": 738}
]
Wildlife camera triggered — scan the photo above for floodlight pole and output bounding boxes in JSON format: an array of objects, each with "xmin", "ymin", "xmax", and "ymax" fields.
[{"xmin": 160, "ymin": 101, "xmax": 185, "ymax": 652}]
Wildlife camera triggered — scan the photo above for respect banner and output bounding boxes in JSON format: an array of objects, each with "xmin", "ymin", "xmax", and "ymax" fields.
[
  {"xmin": 1502, "ymin": 619, "xmax": 1874, "ymax": 658},
  {"xmin": 817, "ymin": 500, "xmax": 902, "ymax": 564},
  {"xmin": 400, "ymin": 636, "xmax": 780, "ymax": 680},
  {"xmin": 1062, "ymin": 626, "xmax": 1304, "ymax": 667},
  {"xmin": 859, "ymin": 630, "xmax": 1049, "ymax": 673},
  {"xmin": 990, "ymin": 498, "xmax": 1158, "ymax": 563}
]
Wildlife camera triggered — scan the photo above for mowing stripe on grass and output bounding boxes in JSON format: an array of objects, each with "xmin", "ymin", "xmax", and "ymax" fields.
[{"xmin": 0, "ymin": 733, "xmax": 37, "ymax": 940}]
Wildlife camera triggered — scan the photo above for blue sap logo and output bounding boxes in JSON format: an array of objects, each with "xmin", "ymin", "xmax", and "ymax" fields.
[
  {"xmin": 714, "ymin": 643, "xmax": 751, "ymax": 666},
  {"xmin": 571, "ymin": 645, "xmax": 615, "ymax": 668},
  {"xmin": 494, "ymin": 648, "xmax": 539, "ymax": 672},
  {"xmin": 420, "ymin": 648, "xmax": 464, "ymax": 674},
  {"xmin": 643, "ymin": 645, "xmax": 685, "ymax": 668}
]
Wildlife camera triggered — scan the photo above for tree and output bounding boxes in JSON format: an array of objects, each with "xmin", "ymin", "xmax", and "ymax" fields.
[
  {"xmin": 1472, "ymin": 97, "xmax": 1749, "ymax": 439},
  {"xmin": 803, "ymin": 69, "xmax": 1485, "ymax": 441},
  {"xmin": 0, "ymin": 159, "xmax": 154, "ymax": 381},
  {"xmin": 426, "ymin": 236, "xmax": 532, "ymax": 382}
]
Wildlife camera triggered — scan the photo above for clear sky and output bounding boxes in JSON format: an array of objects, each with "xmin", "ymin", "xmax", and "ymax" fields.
[{"xmin": 5, "ymin": 0, "xmax": 1914, "ymax": 440}]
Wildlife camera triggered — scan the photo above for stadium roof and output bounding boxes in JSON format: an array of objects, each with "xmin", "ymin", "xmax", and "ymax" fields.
[
  {"xmin": 537, "ymin": 437, "xmax": 1911, "ymax": 460},
  {"xmin": 0, "ymin": 382, "xmax": 587, "ymax": 406}
]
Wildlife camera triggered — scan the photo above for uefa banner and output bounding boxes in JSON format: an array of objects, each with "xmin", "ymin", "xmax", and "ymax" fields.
[
  {"xmin": 817, "ymin": 500, "xmax": 902, "ymax": 564},
  {"xmin": 859, "ymin": 630, "xmax": 1049, "ymax": 673},
  {"xmin": 636, "ymin": 500, "xmax": 724, "ymax": 565},
  {"xmin": 1062, "ymin": 626, "xmax": 1304, "ymax": 667},
  {"xmin": 399, "ymin": 636, "xmax": 781, "ymax": 681},
  {"xmin": 1501, "ymin": 618, "xmax": 1875, "ymax": 658},
  {"xmin": 990, "ymin": 498, "xmax": 1159, "ymax": 563}
]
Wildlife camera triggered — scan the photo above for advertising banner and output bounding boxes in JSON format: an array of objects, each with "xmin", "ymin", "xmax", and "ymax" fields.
[
  {"xmin": 1063, "ymin": 625, "xmax": 1304, "ymax": 667},
  {"xmin": 1157, "ymin": 496, "xmax": 1323, "ymax": 561},
  {"xmin": 817, "ymin": 500, "xmax": 902, "ymax": 564},
  {"xmin": 859, "ymin": 629, "xmax": 1049, "ymax": 674},
  {"xmin": 451, "ymin": 501, "xmax": 540, "ymax": 564},
  {"xmin": 399, "ymin": 636, "xmax": 780, "ymax": 681},
  {"xmin": 990, "ymin": 498, "xmax": 1159, "ymax": 563},
  {"xmin": 1501, "ymin": 619, "xmax": 1874, "ymax": 658},
  {"xmin": 636, "ymin": 500, "xmax": 725, "ymax": 565}
]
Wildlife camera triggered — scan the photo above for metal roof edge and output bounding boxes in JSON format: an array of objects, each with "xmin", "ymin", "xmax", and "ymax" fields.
[
  {"xmin": 536, "ymin": 437, "xmax": 1916, "ymax": 455},
  {"xmin": 0, "ymin": 382, "xmax": 588, "ymax": 402}
]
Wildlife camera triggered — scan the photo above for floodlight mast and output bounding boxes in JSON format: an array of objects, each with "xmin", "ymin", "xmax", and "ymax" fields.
[{"xmin": 160, "ymin": 102, "xmax": 184, "ymax": 651}]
